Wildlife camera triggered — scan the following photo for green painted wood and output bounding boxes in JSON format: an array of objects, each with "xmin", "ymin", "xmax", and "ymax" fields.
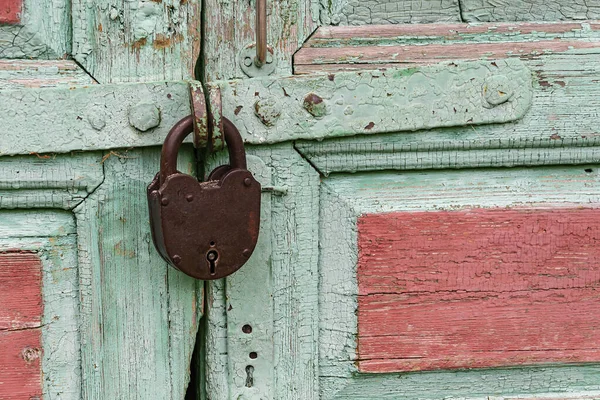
[
  {"xmin": 0, "ymin": 82, "xmax": 191, "ymax": 156},
  {"xmin": 0, "ymin": 60, "xmax": 96, "ymax": 89},
  {"xmin": 72, "ymin": 146, "xmax": 201, "ymax": 399},
  {"xmin": 296, "ymin": 50, "xmax": 600, "ymax": 174},
  {"xmin": 72, "ymin": 0, "xmax": 201, "ymax": 83},
  {"xmin": 225, "ymin": 156, "xmax": 273, "ymax": 399},
  {"xmin": 319, "ymin": 165, "xmax": 600, "ymax": 399},
  {"xmin": 461, "ymin": 0, "xmax": 600, "ymax": 22},
  {"xmin": 0, "ymin": 0, "xmax": 70, "ymax": 59},
  {"xmin": 204, "ymin": 145, "xmax": 320, "ymax": 399},
  {"xmin": 318, "ymin": 0, "xmax": 460, "ymax": 25},
  {"xmin": 212, "ymin": 59, "xmax": 532, "ymax": 144},
  {"xmin": 0, "ymin": 210, "xmax": 81, "ymax": 399},
  {"xmin": 202, "ymin": 0, "xmax": 316, "ymax": 81},
  {"xmin": 0, "ymin": 152, "xmax": 104, "ymax": 209}
]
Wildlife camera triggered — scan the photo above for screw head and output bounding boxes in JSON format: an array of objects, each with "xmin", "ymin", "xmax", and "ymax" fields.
[
  {"xmin": 244, "ymin": 178, "xmax": 252, "ymax": 187},
  {"xmin": 172, "ymin": 255, "xmax": 181, "ymax": 264},
  {"xmin": 243, "ymin": 56, "xmax": 253, "ymax": 67},
  {"xmin": 186, "ymin": 194, "xmax": 194, "ymax": 202},
  {"xmin": 243, "ymin": 248, "xmax": 251, "ymax": 258},
  {"xmin": 161, "ymin": 196, "xmax": 169, "ymax": 206}
]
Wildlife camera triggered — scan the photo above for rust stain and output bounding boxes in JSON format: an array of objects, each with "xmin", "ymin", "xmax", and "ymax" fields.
[
  {"xmin": 550, "ymin": 133, "xmax": 562, "ymax": 140},
  {"xmin": 98, "ymin": 23, "xmax": 103, "ymax": 32},
  {"xmin": 234, "ymin": 105, "xmax": 243, "ymax": 115},
  {"xmin": 153, "ymin": 34, "xmax": 184, "ymax": 49},
  {"xmin": 328, "ymin": 74, "xmax": 335, "ymax": 81},
  {"xmin": 555, "ymin": 80, "xmax": 566, "ymax": 87},
  {"xmin": 364, "ymin": 122, "xmax": 375, "ymax": 130},
  {"xmin": 132, "ymin": 38, "xmax": 147, "ymax": 50}
]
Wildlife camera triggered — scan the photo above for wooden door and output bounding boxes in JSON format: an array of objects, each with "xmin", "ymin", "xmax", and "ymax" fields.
[
  {"xmin": 0, "ymin": 0, "xmax": 201, "ymax": 398},
  {"xmin": 2, "ymin": 0, "xmax": 600, "ymax": 399}
]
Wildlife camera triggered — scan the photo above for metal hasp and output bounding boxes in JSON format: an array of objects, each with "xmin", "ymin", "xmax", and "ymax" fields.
[{"xmin": 147, "ymin": 116, "xmax": 261, "ymax": 280}]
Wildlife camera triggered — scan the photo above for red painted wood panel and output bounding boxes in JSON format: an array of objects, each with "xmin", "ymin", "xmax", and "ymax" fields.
[
  {"xmin": 0, "ymin": 0, "xmax": 22, "ymax": 24},
  {"xmin": 0, "ymin": 252, "xmax": 43, "ymax": 399},
  {"xmin": 357, "ymin": 208, "xmax": 600, "ymax": 373}
]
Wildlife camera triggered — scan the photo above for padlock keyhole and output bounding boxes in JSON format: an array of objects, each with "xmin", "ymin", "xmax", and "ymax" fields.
[{"xmin": 207, "ymin": 250, "xmax": 219, "ymax": 275}]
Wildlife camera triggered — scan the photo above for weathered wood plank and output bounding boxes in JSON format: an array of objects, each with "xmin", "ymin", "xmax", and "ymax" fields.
[
  {"xmin": 294, "ymin": 22, "xmax": 600, "ymax": 74},
  {"xmin": 226, "ymin": 156, "xmax": 273, "ymax": 399},
  {"xmin": 0, "ymin": 60, "xmax": 96, "ymax": 89},
  {"xmin": 461, "ymin": 0, "xmax": 600, "ymax": 22},
  {"xmin": 0, "ymin": 82, "xmax": 191, "ymax": 156},
  {"xmin": 318, "ymin": 0, "xmax": 461, "ymax": 25},
  {"xmin": 0, "ymin": 252, "xmax": 42, "ymax": 399},
  {"xmin": 203, "ymin": 0, "xmax": 316, "ymax": 80},
  {"xmin": 0, "ymin": 0, "xmax": 70, "ymax": 59},
  {"xmin": 358, "ymin": 208, "xmax": 600, "ymax": 373},
  {"xmin": 72, "ymin": 0, "xmax": 201, "ymax": 83},
  {"xmin": 330, "ymin": 366, "xmax": 600, "ymax": 399},
  {"xmin": 204, "ymin": 146, "xmax": 321, "ymax": 399},
  {"xmin": 74, "ymin": 147, "xmax": 200, "ymax": 399},
  {"xmin": 215, "ymin": 58, "xmax": 532, "ymax": 144}
]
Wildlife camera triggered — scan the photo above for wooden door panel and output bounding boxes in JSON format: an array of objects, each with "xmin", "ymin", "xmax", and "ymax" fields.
[
  {"xmin": 319, "ymin": 166, "xmax": 600, "ymax": 399},
  {"xmin": 358, "ymin": 208, "xmax": 600, "ymax": 372},
  {"xmin": 0, "ymin": 211, "xmax": 81, "ymax": 398}
]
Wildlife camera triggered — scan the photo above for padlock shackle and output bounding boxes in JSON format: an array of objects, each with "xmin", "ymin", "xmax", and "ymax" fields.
[{"xmin": 159, "ymin": 115, "xmax": 247, "ymax": 186}]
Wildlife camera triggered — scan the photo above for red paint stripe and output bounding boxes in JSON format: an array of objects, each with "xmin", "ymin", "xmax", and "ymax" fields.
[
  {"xmin": 0, "ymin": 252, "xmax": 43, "ymax": 398},
  {"xmin": 358, "ymin": 208, "xmax": 600, "ymax": 373},
  {"xmin": 0, "ymin": 0, "xmax": 22, "ymax": 24}
]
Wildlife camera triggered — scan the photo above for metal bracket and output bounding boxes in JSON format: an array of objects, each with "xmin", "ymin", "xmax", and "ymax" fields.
[{"xmin": 239, "ymin": 44, "xmax": 277, "ymax": 77}]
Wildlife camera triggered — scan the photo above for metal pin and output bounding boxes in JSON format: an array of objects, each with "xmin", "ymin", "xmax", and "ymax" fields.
[{"xmin": 255, "ymin": 0, "xmax": 267, "ymax": 67}]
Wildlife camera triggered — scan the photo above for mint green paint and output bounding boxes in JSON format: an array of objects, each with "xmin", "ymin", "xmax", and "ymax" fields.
[
  {"xmin": 214, "ymin": 59, "xmax": 532, "ymax": 144},
  {"xmin": 0, "ymin": 82, "xmax": 191, "ymax": 156},
  {"xmin": 72, "ymin": 0, "xmax": 201, "ymax": 83},
  {"xmin": 73, "ymin": 146, "xmax": 201, "ymax": 399},
  {"xmin": 461, "ymin": 1, "xmax": 600, "ymax": 22},
  {"xmin": 226, "ymin": 156, "xmax": 273, "ymax": 399},
  {"xmin": 0, "ymin": 210, "xmax": 81, "ymax": 399},
  {"xmin": 318, "ymin": 0, "xmax": 460, "ymax": 25},
  {"xmin": 0, "ymin": 0, "xmax": 70, "ymax": 59}
]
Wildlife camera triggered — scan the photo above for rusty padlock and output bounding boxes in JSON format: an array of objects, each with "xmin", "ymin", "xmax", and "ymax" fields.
[{"xmin": 147, "ymin": 115, "xmax": 261, "ymax": 280}]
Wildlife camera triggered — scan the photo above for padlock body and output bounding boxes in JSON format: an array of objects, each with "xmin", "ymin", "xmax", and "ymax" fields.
[{"xmin": 148, "ymin": 169, "xmax": 261, "ymax": 280}]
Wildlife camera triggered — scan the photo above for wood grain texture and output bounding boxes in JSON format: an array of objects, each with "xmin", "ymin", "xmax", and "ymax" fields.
[
  {"xmin": 0, "ymin": 82, "xmax": 191, "ymax": 156},
  {"xmin": 318, "ymin": 0, "xmax": 461, "ymax": 25},
  {"xmin": 202, "ymin": 0, "xmax": 316, "ymax": 80},
  {"xmin": 358, "ymin": 208, "xmax": 600, "ymax": 373},
  {"xmin": 0, "ymin": 0, "xmax": 21, "ymax": 23},
  {"xmin": 72, "ymin": 0, "xmax": 201, "ymax": 83},
  {"xmin": 213, "ymin": 58, "xmax": 532, "ymax": 144},
  {"xmin": 0, "ymin": 252, "xmax": 42, "ymax": 399},
  {"xmin": 0, "ymin": 252, "xmax": 42, "ymax": 330},
  {"xmin": 461, "ymin": 0, "xmax": 600, "ymax": 22},
  {"xmin": 319, "ymin": 166, "xmax": 600, "ymax": 399},
  {"xmin": 73, "ymin": 147, "xmax": 201, "ymax": 399},
  {"xmin": 0, "ymin": 0, "xmax": 70, "ymax": 59},
  {"xmin": 295, "ymin": 22, "xmax": 600, "ymax": 73},
  {"xmin": 0, "ymin": 60, "xmax": 96, "ymax": 89}
]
